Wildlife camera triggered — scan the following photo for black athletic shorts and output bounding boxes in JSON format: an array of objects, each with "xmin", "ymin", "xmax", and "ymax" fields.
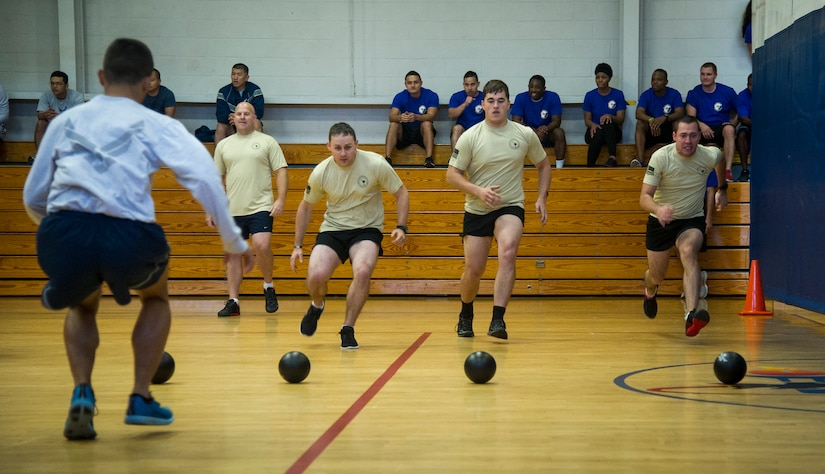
[
  {"xmin": 645, "ymin": 120, "xmax": 674, "ymax": 147},
  {"xmin": 700, "ymin": 123, "xmax": 734, "ymax": 147},
  {"xmin": 645, "ymin": 215, "xmax": 706, "ymax": 252},
  {"xmin": 234, "ymin": 210, "xmax": 273, "ymax": 239},
  {"xmin": 315, "ymin": 228, "xmax": 383, "ymax": 264},
  {"xmin": 36, "ymin": 210, "xmax": 170, "ymax": 309},
  {"xmin": 462, "ymin": 206, "xmax": 525, "ymax": 238},
  {"xmin": 397, "ymin": 124, "xmax": 436, "ymax": 149}
]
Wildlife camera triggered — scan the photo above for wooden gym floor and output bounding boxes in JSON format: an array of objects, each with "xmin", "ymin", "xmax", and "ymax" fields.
[{"xmin": 1, "ymin": 295, "xmax": 824, "ymax": 473}]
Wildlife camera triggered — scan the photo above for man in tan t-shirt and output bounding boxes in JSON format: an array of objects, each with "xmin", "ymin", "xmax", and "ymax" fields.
[
  {"xmin": 446, "ymin": 79, "xmax": 552, "ymax": 340},
  {"xmin": 640, "ymin": 116, "xmax": 727, "ymax": 337},
  {"xmin": 208, "ymin": 101, "xmax": 288, "ymax": 317},
  {"xmin": 290, "ymin": 122, "xmax": 409, "ymax": 349}
]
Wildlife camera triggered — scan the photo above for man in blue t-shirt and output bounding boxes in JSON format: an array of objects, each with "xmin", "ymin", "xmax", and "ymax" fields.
[
  {"xmin": 735, "ymin": 74, "xmax": 752, "ymax": 182},
  {"xmin": 512, "ymin": 75, "xmax": 567, "ymax": 168},
  {"xmin": 633, "ymin": 69, "xmax": 684, "ymax": 167},
  {"xmin": 142, "ymin": 69, "xmax": 176, "ymax": 117},
  {"xmin": 385, "ymin": 71, "xmax": 440, "ymax": 168},
  {"xmin": 685, "ymin": 62, "xmax": 739, "ymax": 181},
  {"xmin": 448, "ymin": 71, "xmax": 484, "ymax": 149},
  {"xmin": 214, "ymin": 63, "xmax": 264, "ymax": 144}
]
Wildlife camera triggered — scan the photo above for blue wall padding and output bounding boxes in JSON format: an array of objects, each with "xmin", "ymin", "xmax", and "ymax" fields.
[{"xmin": 751, "ymin": 7, "xmax": 825, "ymax": 313}]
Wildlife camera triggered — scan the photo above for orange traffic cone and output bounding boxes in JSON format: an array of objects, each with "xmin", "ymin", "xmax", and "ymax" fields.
[{"xmin": 739, "ymin": 260, "xmax": 773, "ymax": 315}]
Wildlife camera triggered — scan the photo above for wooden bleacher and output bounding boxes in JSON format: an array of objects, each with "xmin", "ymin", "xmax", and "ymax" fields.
[
  {"xmin": 2, "ymin": 140, "xmax": 745, "ymax": 167},
  {"xmin": 0, "ymin": 146, "xmax": 750, "ymax": 297}
]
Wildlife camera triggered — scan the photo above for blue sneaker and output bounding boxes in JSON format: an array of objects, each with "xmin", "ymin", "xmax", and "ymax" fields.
[
  {"xmin": 124, "ymin": 394, "xmax": 174, "ymax": 425},
  {"xmin": 64, "ymin": 384, "xmax": 97, "ymax": 440}
]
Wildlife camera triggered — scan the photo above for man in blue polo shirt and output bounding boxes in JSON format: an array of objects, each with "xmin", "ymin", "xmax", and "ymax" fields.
[
  {"xmin": 512, "ymin": 75, "xmax": 567, "ymax": 168},
  {"xmin": 385, "ymin": 71, "xmax": 439, "ymax": 168},
  {"xmin": 685, "ymin": 62, "xmax": 738, "ymax": 181},
  {"xmin": 735, "ymin": 74, "xmax": 752, "ymax": 182},
  {"xmin": 633, "ymin": 69, "xmax": 685, "ymax": 167},
  {"xmin": 448, "ymin": 71, "xmax": 484, "ymax": 149}
]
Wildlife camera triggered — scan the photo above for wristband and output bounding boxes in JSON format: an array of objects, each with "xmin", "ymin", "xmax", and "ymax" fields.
[
  {"xmin": 718, "ymin": 183, "xmax": 728, "ymax": 191},
  {"xmin": 648, "ymin": 117, "xmax": 654, "ymax": 123},
  {"xmin": 396, "ymin": 225, "xmax": 408, "ymax": 233},
  {"xmin": 294, "ymin": 245, "xmax": 302, "ymax": 249}
]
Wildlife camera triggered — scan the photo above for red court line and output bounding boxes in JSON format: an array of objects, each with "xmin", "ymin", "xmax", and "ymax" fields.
[{"xmin": 284, "ymin": 332, "xmax": 432, "ymax": 474}]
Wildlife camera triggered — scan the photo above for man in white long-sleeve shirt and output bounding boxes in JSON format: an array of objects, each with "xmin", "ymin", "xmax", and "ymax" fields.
[{"xmin": 23, "ymin": 38, "xmax": 253, "ymax": 441}]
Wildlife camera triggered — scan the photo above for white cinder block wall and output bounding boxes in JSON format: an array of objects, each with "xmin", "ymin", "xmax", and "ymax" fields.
[{"xmin": 0, "ymin": 0, "xmax": 754, "ymax": 145}]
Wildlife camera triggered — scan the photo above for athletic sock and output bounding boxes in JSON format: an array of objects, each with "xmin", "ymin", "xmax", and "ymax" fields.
[
  {"xmin": 460, "ymin": 301, "xmax": 474, "ymax": 319},
  {"xmin": 492, "ymin": 306, "xmax": 506, "ymax": 321}
]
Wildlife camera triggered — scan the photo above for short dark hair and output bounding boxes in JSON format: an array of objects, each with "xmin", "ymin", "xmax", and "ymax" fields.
[
  {"xmin": 463, "ymin": 71, "xmax": 478, "ymax": 81},
  {"xmin": 675, "ymin": 115, "xmax": 700, "ymax": 131},
  {"xmin": 529, "ymin": 74, "xmax": 546, "ymax": 88},
  {"xmin": 405, "ymin": 70, "xmax": 421, "ymax": 81},
  {"xmin": 102, "ymin": 38, "xmax": 153, "ymax": 85},
  {"xmin": 50, "ymin": 71, "xmax": 69, "ymax": 84},
  {"xmin": 483, "ymin": 79, "xmax": 509, "ymax": 99},
  {"xmin": 594, "ymin": 63, "xmax": 613, "ymax": 78},
  {"xmin": 652, "ymin": 68, "xmax": 668, "ymax": 80},
  {"xmin": 152, "ymin": 68, "xmax": 161, "ymax": 80},
  {"xmin": 232, "ymin": 63, "xmax": 249, "ymax": 74},
  {"xmin": 701, "ymin": 62, "xmax": 717, "ymax": 74},
  {"xmin": 329, "ymin": 122, "xmax": 357, "ymax": 141}
]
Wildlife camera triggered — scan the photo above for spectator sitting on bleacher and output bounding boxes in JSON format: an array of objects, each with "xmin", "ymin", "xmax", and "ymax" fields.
[
  {"xmin": 448, "ymin": 71, "xmax": 484, "ymax": 149},
  {"xmin": 214, "ymin": 63, "xmax": 264, "ymax": 144},
  {"xmin": 385, "ymin": 70, "xmax": 439, "ymax": 168},
  {"xmin": 685, "ymin": 62, "xmax": 739, "ymax": 182},
  {"xmin": 34, "ymin": 71, "xmax": 85, "ymax": 151},
  {"xmin": 512, "ymin": 74, "xmax": 567, "ymax": 169},
  {"xmin": 583, "ymin": 63, "xmax": 626, "ymax": 167},
  {"xmin": 0, "ymin": 84, "xmax": 8, "ymax": 142},
  {"xmin": 735, "ymin": 74, "xmax": 752, "ymax": 182},
  {"xmin": 142, "ymin": 68, "xmax": 176, "ymax": 117},
  {"xmin": 633, "ymin": 69, "xmax": 684, "ymax": 167}
]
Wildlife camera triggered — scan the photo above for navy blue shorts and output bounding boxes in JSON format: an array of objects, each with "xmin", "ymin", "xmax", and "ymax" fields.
[
  {"xmin": 462, "ymin": 206, "xmax": 525, "ymax": 238},
  {"xmin": 645, "ymin": 215, "xmax": 706, "ymax": 252},
  {"xmin": 234, "ymin": 210, "xmax": 273, "ymax": 239},
  {"xmin": 36, "ymin": 211, "xmax": 170, "ymax": 309},
  {"xmin": 315, "ymin": 228, "xmax": 383, "ymax": 264}
]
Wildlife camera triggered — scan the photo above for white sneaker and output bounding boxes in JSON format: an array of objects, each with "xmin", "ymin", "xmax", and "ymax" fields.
[{"xmin": 630, "ymin": 158, "xmax": 643, "ymax": 168}]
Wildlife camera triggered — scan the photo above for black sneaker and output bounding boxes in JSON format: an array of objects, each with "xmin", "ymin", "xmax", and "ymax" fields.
[
  {"xmin": 385, "ymin": 156, "xmax": 393, "ymax": 165},
  {"xmin": 340, "ymin": 326, "xmax": 359, "ymax": 350},
  {"xmin": 643, "ymin": 287, "xmax": 658, "ymax": 319},
  {"xmin": 456, "ymin": 316, "xmax": 474, "ymax": 337},
  {"xmin": 300, "ymin": 304, "xmax": 324, "ymax": 336},
  {"xmin": 424, "ymin": 157, "xmax": 435, "ymax": 168},
  {"xmin": 217, "ymin": 299, "xmax": 240, "ymax": 317},
  {"xmin": 487, "ymin": 319, "xmax": 508, "ymax": 339},
  {"xmin": 685, "ymin": 309, "xmax": 710, "ymax": 337},
  {"xmin": 737, "ymin": 169, "xmax": 750, "ymax": 182},
  {"xmin": 264, "ymin": 287, "xmax": 279, "ymax": 313},
  {"xmin": 604, "ymin": 157, "xmax": 618, "ymax": 167}
]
